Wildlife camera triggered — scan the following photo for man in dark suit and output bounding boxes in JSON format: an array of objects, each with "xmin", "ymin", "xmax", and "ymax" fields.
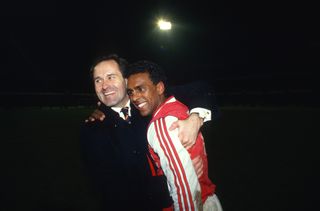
[{"xmin": 80, "ymin": 54, "xmax": 215, "ymax": 210}]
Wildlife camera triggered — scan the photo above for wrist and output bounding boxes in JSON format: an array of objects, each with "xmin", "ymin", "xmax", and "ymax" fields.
[
  {"xmin": 189, "ymin": 113, "xmax": 204, "ymax": 127},
  {"xmin": 190, "ymin": 107, "xmax": 211, "ymax": 122}
]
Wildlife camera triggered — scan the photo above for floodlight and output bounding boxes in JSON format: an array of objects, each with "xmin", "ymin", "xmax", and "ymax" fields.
[{"xmin": 157, "ymin": 19, "xmax": 172, "ymax": 30}]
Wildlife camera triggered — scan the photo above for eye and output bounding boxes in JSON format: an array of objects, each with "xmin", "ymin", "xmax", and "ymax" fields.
[
  {"xmin": 127, "ymin": 90, "xmax": 133, "ymax": 96},
  {"xmin": 95, "ymin": 78, "xmax": 102, "ymax": 83},
  {"xmin": 138, "ymin": 86, "xmax": 145, "ymax": 92},
  {"xmin": 107, "ymin": 75, "xmax": 116, "ymax": 80}
]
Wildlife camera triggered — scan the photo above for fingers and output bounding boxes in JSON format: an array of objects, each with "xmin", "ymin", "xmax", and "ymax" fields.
[
  {"xmin": 193, "ymin": 160, "xmax": 200, "ymax": 173},
  {"xmin": 194, "ymin": 156, "xmax": 204, "ymax": 176},
  {"xmin": 85, "ymin": 116, "xmax": 96, "ymax": 122},
  {"xmin": 181, "ymin": 138, "xmax": 192, "ymax": 150},
  {"xmin": 184, "ymin": 143, "xmax": 192, "ymax": 150},
  {"xmin": 192, "ymin": 155, "xmax": 204, "ymax": 178},
  {"xmin": 197, "ymin": 168, "xmax": 203, "ymax": 178},
  {"xmin": 85, "ymin": 109, "xmax": 105, "ymax": 123},
  {"xmin": 84, "ymin": 116, "xmax": 96, "ymax": 123},
  {"xmin": 169, "ymin": 121, "xmax": 179, "ymax": 131},
  {"xmin": 192, "ymin": 155, "xmax": 200, "ymax": 164},
  {"xmin": 179, "ymin": 133, "xmax": 192, "ymax": 150},
  {"xmin": 92, "ymin": 109, "xmax": 105, "ymax": 121},
  {"xmin": 177, "ymin": 133, "xmax": 188, "ymax": 149}
]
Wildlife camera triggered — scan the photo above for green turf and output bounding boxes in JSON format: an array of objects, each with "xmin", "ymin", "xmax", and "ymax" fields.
[{"xmin": 1, "ymin": 106, "xmax": 319, "ymax": 211}]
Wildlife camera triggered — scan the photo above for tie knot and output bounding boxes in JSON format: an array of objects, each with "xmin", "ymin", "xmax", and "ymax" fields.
[{"xmin": 120, "ymin": 107, "xmax": 130, "ymax": 121}]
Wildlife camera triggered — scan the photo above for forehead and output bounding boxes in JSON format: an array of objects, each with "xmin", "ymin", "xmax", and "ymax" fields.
[
  {"xmin": 93, "ymin": 60, "xmax": 122, "ymax": 76},
  {"xmin": 128, "ymin": 72, "xmax": 152, "ymax": 86}
]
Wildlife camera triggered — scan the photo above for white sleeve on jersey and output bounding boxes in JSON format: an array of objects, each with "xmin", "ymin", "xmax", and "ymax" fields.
[{"xmin": 148, "ymin": 115, "xmax": 201, "ymax": 211}]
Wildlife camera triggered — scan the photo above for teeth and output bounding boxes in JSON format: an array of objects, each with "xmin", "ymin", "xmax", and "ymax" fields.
[
  {"xmin": 137, "ymin": 102, "xmax": 147, "ymax": 108},
  {"xmin": 103, "ymin": 91, "xmax": 115, "ymax": 96}
]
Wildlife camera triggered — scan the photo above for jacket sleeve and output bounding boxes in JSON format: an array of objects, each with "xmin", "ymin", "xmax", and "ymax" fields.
[{"xmin": 79, "ymin": 123, "xmax": 126, "ymax": 201}]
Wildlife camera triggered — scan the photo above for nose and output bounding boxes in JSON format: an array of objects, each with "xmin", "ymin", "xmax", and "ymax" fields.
[
  {"xmin": 129, "ymin": 90, "xmax": 140, "ymax": 102},
  {"xmin": 102, "ymin": 80, "xmax": 111, "ymax": 90}
]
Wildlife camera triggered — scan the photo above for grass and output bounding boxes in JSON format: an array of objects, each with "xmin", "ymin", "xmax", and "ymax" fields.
[{"xmin": 1, "ymin": 106, "xmax": 319, "ymax": 211}]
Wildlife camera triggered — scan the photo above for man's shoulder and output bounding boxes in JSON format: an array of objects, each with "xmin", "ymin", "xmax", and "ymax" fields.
[
  {"xmin": 171, "ymin": 98, "xmax": 188, "ymax": 110},
  {"xmin": 153, "ymin": 97, "xmax": 189, "ymax": 121}
]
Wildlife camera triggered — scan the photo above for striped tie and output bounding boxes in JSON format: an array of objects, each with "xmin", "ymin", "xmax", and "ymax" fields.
[{"xmin": 120, "ymin": 107, "xmax": 130, "ymax": 123}]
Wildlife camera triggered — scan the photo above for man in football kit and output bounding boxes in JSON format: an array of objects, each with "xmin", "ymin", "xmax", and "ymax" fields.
[
  {"xmin": 126, "ymin": 60, "xmax": 223, "ymax": 211},
  {"xmin": 80, "ymin": 54, "xmax": 217, "ymax": 210}
]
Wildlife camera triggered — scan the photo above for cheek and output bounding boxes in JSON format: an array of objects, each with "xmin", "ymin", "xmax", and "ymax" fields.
[
  {"xmin": 147, "ymin": 97, "xmax": 155, "ymax": 107},
  {"xmin": 95, "ymin": 84, "xmax": 102, "ymax": 92},
  {"xmin": 117, "ymin": 81, "xmax": 126, "ymax": 90},
  {"xmin": 94, "ymin": 84, "xmax": 99, "ymax": 91}
]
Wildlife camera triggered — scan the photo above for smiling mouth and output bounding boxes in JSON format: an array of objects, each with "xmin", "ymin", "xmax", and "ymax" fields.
[
  {"xmin": 136, "ymin": 102, "xmax": 147, "ymax": 108},
  {"xmin": 103, "ymin": 91, "xmax": 115, "ymax": 96}
]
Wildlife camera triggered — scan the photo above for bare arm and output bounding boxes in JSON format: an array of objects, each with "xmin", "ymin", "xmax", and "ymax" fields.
[
  {"xmin": 169, "ymin": 80, "xmax": 219, "ymax": 148},
  {"xmin": 169, "ymin": 114, "xmax": 205, "ymax": 178},
  {"xmin": 169, "ymin": 113, "xmax": 204, "ymax": 149}
]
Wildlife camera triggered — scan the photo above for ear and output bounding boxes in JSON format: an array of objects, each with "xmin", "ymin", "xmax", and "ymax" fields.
[{"xmin": 156, "ymin": 81, "xmax": 165, "ymax": 95}]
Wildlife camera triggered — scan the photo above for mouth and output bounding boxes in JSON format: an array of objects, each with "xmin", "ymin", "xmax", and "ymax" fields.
[
  {"xmin": 103, "ymin": 91, "xmax": 116, "ymax": 96},
  {"xmin": 135, "ymin": 102, "xmax": 147, "ymax": 109}
]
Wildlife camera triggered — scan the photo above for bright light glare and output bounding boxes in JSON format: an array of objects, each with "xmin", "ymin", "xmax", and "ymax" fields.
[{"xmin": 157, "ymin": 19, "xmax": 172, "ymax": 30}]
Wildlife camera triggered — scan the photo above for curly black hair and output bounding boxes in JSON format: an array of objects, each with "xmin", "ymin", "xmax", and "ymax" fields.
[{"xmin": 126, "ymin": 60, "xmax": 168, "ymax": 89}]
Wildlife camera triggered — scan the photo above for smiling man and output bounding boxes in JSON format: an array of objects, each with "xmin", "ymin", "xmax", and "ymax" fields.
[
  {"xmin": 126, "ymin": 60, "xmax": 223, "ymax": 211},
  {"xmin": 93, "ymin": 59, "xmax": 129, "ymax": 108},
  {"xmin": 80, "ymin": 54, "xmax": 218, "ymax": 211}
]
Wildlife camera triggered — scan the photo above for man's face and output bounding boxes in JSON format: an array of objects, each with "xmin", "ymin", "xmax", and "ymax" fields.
[
  {"xmin": 93, "ymin": 60, "xmax": 128, "ymax": 107},
  {"xmin": 127, "ymin": 72, "xmax": 164, "ymax": 116}
]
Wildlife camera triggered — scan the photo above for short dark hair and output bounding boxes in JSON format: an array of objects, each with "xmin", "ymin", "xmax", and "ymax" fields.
[
  {"xmin": 126, "ymin": 60, "xmax": 168, "ymax": 89},
  {"xmin": 90, "ymin": 54, "xmax": 128, "ymax": 78}
]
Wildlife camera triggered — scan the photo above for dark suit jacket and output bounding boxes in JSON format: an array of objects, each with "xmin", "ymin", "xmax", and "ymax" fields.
[
  {"xmin": 80, "ymin": 104, "xmax": 172, "ymax": 211},
  {"xmin": 80, "ymin": 81, "xmax": 218, "ymax": 210}
]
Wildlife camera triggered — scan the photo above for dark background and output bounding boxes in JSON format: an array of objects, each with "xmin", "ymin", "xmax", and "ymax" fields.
[
  {"xmin": 1, "ymin": 0, "xmax": 319, "ymax": 106},
  {"xmin": 1, "ymin": 107, "xmax": 319, "ymax": 211},
  {"xmin": 1, "ymin": 1, "xmax": 319, "ymax": 211}
]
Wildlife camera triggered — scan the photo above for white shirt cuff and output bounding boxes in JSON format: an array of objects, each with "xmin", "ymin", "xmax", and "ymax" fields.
[{"xmin": 190, "ymin": 107, "xmax": 212, "ymax": 122}]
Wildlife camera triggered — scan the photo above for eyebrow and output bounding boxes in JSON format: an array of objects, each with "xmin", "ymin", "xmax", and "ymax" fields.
[
  {"xmin": 106, "ymin": 73, "xmax": 116, "ymax": 77},
  {"xmin": 93, "ymin": 73, "xmax": 116, "ymax": 80},
  {"xmin": 134, "ymin": 85, "xmax": 146, "ymax": 92},
  {"xmin": 93, "ymin": 76, "xmax": 102, "ymax": 81},
  {"xmin": 127, "ymin": 84, "xmax": 140, "ymax": 91}
]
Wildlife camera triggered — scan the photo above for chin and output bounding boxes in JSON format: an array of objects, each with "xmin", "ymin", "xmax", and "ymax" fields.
[
  {"xmin": 140, "ymin": 111, "xmax": 149, "ymax": 117},
  {"xmin": 105, "ymin": 100, "xmax": 119, "ymax": 107}
]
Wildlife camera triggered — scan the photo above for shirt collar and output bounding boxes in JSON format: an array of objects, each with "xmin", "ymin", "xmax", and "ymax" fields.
[
  {"xmin": 153, "ymin": 96, "xmax": 175, "ymax": 117},
  {"xmin": 111, "ymin": 100, "xmax": 131, "ymax": 118}
]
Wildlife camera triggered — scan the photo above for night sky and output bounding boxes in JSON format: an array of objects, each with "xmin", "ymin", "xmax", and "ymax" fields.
[{"xmin": 1, "ymin": 0, "xmax": 319, "ymax": 104}]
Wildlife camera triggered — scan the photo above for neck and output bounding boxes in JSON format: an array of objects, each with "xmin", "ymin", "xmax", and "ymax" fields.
[
  {"xmin": 113, "ymin": 95, "xmax": 130, "ymax": 108},
  {"xmin": 154, "ymin": 95, "xmax": 167, "ymax": 113},
  {"xmin": 159, "ymin": 95, "xmax": 166, "ymax": 105}
]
